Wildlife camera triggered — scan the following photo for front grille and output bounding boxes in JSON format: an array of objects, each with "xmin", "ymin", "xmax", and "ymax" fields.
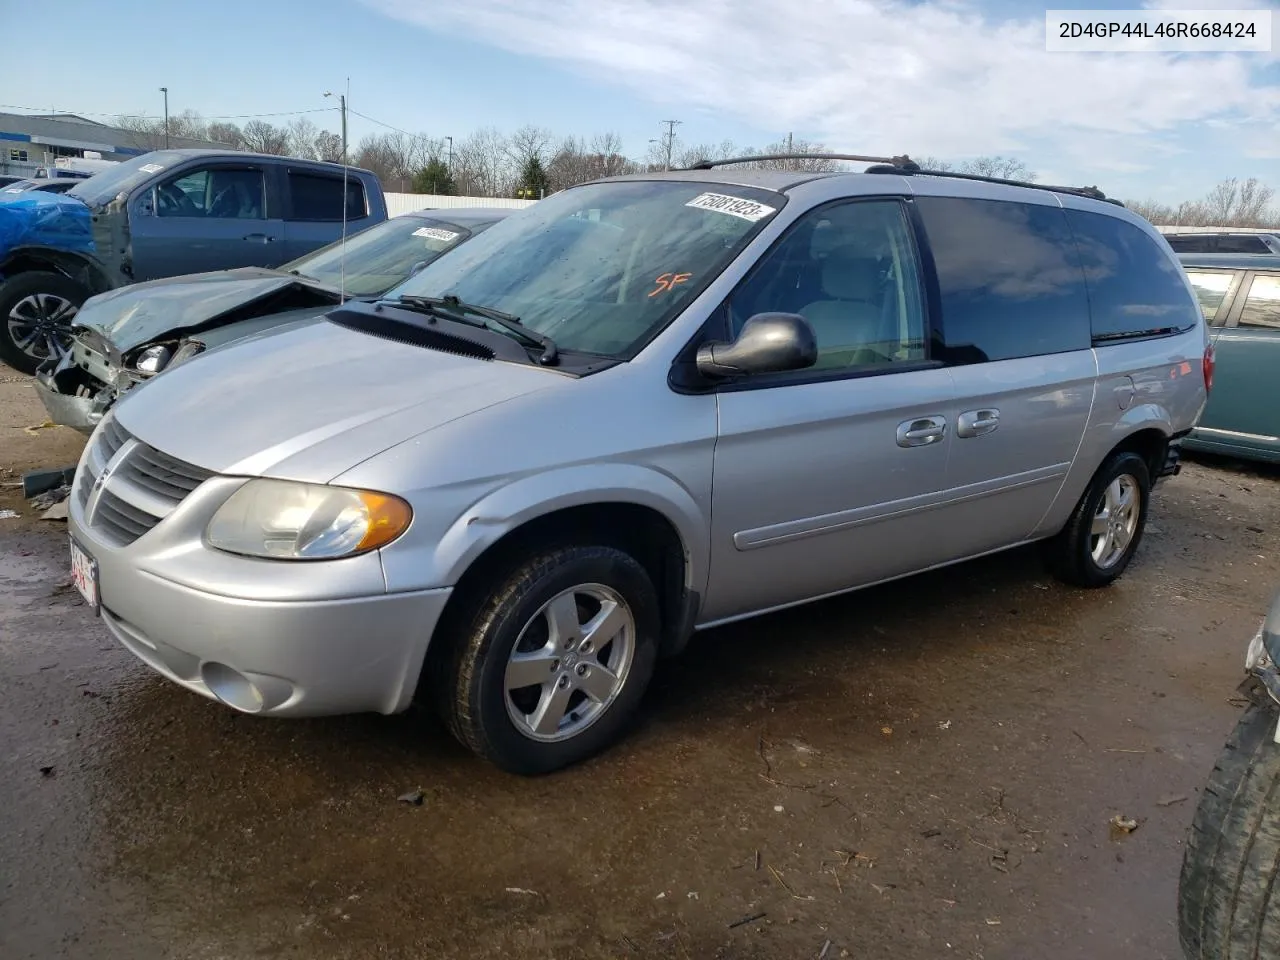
[
  {"xmin": 78, "ymin": 416, "xmax": 214, "ymax": 547},
  {"xmin": 118, "ymin": 444, "xmax": 211, "ymax": 502}
]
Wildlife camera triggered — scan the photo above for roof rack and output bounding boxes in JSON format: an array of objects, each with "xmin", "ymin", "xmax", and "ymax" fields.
[
  {"xmin": 682, "ymin": 152, "xmax": 1121, "ymax": 206},
  {"xmin": 684, "ymin": 153, "xmax": 921, "ymax": 171},
  {"xmin": 865, "ymin": 162, "xmax": 1123, "ymax": 206}
]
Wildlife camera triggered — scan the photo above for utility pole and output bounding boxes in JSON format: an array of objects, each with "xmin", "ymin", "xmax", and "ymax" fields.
[
  {"xmin": 786, "ymin": 131, "xmax": 793, "ymax": 152},
  {"xmin": 324, "ymin": 90, "xmax": 348, "ymax": 163},
  {"xmin": 659, "ymin": 119, "xmax": 681, "ymax": 171},
  {"xmin": 159, "ymin": 87, "xmax": 169, "ymax": 148},
  {"xmin": 446, "ymin": 135, "xmax": 453, "ymax": 172}
]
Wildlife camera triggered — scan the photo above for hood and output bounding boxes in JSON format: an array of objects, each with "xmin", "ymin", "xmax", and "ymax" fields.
[
  {"xmin": 0, "ymin": 192, "xmax": 93, "ymax": 259},
  {"xmin": 111, "ymin": 317, "xmax": 558, "ymax": 482},
  {"xmin": 75, "ymin": 268, "xmax": 341, "ymax": 356}
]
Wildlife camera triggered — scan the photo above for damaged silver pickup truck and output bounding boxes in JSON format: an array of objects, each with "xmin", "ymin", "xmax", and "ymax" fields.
[{"xmin": 35, "ymin": 207, "xmax": 511, "ymax": 432}]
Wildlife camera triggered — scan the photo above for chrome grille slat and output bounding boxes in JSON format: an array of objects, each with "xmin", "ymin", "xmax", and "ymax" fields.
[
  {"xmin": 82, "ymin": 417, "xmax": 214, "ymax": 547},
  {"xmin": 94, "ymin": 490, "xmax": 159, "ymax": 544}
]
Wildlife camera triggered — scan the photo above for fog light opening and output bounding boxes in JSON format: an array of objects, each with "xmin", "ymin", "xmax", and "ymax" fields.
[{"xmin": 201, "ymin": 662, "xmax": 265, "ymax": 713}]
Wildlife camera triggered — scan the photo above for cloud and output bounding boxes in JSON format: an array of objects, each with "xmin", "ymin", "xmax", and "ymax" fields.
[{"xmin": 367, "ymin": 0, "xmax": 1278, "ymax": 172}]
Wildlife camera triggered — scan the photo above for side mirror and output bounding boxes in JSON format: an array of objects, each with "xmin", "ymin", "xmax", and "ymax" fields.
[{"xmin": 696, "ymin": 312, "xmax": 817, "ymax": 379}]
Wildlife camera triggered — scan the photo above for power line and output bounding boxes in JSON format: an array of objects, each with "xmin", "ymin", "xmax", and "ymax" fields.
[{"xmin": 347, "ymin": 108, "xmax": 437, "ymax": 143}]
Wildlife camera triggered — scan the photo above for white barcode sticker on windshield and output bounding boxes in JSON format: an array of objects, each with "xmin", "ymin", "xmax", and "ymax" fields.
[
  {"xmin": 412, "ymin": 226, "xmax": 461, "ymax": 242},
  {"xmin": 138, "ymin": 163, "xmax": 165, "ymax": 174},
  {"xmin": 685, "ymin": 192, "xmax": 776, "ymax": 222}
]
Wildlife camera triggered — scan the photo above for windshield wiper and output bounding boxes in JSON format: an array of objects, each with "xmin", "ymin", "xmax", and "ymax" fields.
[{"xmin": 393, "ymin": 294, "xmax": 558, "ymax": 365}]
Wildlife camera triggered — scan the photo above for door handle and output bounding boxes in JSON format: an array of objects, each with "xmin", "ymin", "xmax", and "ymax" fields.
[
  {"xmin": 956, "ymin": 408, "xmax": 1000, "ymax": 438},
  {"xmin": 243, "ymin": 233, "xmax": 275, "ymax": 243},
  {"xmin": 896, "ymin": 415, "xmax": 947, "ymax": 448}
]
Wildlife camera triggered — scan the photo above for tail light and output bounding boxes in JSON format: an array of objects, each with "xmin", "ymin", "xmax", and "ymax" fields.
[{"xmin": 1203, "ymin": 342, "xmax": 1215, "ymax": 394}]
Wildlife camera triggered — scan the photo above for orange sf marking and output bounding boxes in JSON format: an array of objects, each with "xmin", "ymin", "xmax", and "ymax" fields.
[{"xmin": 649, "ymin": 272, "xmax": 693, "ymax": 297}]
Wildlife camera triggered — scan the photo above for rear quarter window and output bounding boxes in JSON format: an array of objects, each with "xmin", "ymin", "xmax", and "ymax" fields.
[
  {"xmin": 915, "ymin": 196, "xmax": 1091, "ymax": 363},
  {"xmin": 1065, "ymin": 210, "xmax": 1201, "ymax": 341},
  {"xmin": 288, "ymin": 172, "xmax": 367, "ymax": 222},
  {"xmin": 1215, "ymin": 235, "xmax": 1270, "ymax": 254}
]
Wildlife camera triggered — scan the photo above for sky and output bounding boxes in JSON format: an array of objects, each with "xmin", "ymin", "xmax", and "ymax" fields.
[{"xmin": 2, "ymin": 0, "xmax": 1277, "ymax": 204}]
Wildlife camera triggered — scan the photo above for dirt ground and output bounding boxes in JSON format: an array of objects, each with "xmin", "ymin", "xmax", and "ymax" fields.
[{"xmin": 1, "ymin": 368, "xmax": 1278, "ymax": 960}]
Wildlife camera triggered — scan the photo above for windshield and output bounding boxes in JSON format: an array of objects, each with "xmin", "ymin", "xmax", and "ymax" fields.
[
  {"xmin": 287, "ymin": 215, "xmax": 486, "ymax": 297},
  {"xmin": 388, "ymin": 180, "xmax": 783, "ymax": 358},
  {"xmin": 66, "ymin": 151, "xmax": 187, "ymax": 207}
]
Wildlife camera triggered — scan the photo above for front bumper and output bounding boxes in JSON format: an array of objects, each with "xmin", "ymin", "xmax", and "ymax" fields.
[
  {"xmin": 68, "ymin": 459, "xmax": 451, "ymax": 717},
  {"xmin": 32, "ymin": 373, "xmax": 106, "ymax": 435}
]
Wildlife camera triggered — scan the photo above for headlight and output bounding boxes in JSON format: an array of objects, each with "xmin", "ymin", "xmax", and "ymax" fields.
[
  {"xmin": 205, "ymin": 479, "xmax": 412, "ymax": 560},
  {"xmin": 134, "ymin": 344, "xmax": 172, "ymax": 376}
]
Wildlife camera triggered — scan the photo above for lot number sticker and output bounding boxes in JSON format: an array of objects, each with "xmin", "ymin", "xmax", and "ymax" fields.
[
  {"xmin": 412, "ymin": 226, "xmax": 461, "ymax": 242},
  {"xmin": 685, "ymin": 192, "xmax": 776, "ymax": 222}
]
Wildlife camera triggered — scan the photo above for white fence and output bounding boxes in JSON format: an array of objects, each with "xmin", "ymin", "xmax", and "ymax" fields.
[{"xmin": 384, "ymin": 192, "xmax": 536, "ymax": 217}]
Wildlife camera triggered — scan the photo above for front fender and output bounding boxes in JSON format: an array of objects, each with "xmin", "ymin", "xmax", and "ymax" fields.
[{"xmin": 384, "ymin": 463, "xmax": 710, "ymax": 598}]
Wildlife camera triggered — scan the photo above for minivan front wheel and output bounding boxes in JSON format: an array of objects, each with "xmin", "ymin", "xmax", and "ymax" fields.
[
  {"xmin": 1047, "ymin": 450, "xmax": 1151, "ymax": 587},
  {"xmin": 435, "ymin": 544, "xmax": 660, "ymax": 775}
]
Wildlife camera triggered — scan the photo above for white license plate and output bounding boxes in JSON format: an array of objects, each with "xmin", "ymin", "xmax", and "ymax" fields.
[{"xmin": 69, "ymin": 538, "xmax": 99, "ymax": 614}]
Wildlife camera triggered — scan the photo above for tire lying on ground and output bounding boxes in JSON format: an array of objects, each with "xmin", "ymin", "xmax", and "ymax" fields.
[{"xmin": 1178, "ymin": 699, "xmax": 1280, "ymax": 960}]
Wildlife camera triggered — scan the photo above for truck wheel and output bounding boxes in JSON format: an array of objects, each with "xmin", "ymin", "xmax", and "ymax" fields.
[
  {"xmin": 0, "ymin": 272, "xmax": 88, "ymax": 375},
  {"xmin": 1045, "ymin": 450, "xmax": 1151, "ymax": 587},
  {"xmin": 1178, "ymin": 700, "xmax": 1280, "ymax": 960},
  {"xmin": 434, "ymin": 544, "xmax": 660, "ymax": 775}
]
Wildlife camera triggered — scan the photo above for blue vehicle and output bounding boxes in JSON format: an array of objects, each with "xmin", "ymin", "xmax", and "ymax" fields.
[{"xmin": 0, "ymin": 149, "xmax": 386, "ymax": 373}]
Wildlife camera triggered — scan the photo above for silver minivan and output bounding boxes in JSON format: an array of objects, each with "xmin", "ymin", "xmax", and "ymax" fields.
[{"xmin": 66, "ymin": 158, "xmax": 1210, "ymax": 774}]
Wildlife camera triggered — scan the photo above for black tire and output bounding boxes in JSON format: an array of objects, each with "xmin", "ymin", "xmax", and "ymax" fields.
[
  {"xmin": 433, "ymin": 544, "xmax": 660, "ymax": 775},
  {"xmin": 1046, "ymin": 450, "xmax": 1151, "ymax": 587},
  {"xmin": 1178, "ymin": 700, "xmax": 1280, "ymax": 960},
  {"xmin": 0, "ymin": 271, "xmax": 88, "ymax": 374}
]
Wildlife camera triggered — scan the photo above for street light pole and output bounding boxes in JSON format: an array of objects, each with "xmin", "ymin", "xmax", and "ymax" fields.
[
  {"xmin": 658, "ymin": 119, "xmax": 681, "ymax": 171},
  {"xmin": 446, "ymin": 136, "xmax": 453, "ymax": 172},
  {"xmin": 159, "ymin": 87, "xmax": 169, "ymax": 149}
]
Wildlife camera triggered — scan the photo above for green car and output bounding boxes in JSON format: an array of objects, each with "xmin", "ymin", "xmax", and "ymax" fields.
[{"xmin": 1180, "ymin": 253, "xmax": 1280, "ymax": 464}]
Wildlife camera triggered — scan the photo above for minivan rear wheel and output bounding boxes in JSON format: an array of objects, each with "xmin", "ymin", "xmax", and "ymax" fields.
[
  {"xmin": 1046, "ymin": 450, "xmax": 1151, "ymax": 587},
  {"xmin": 433, "ymin": 544, "xmax": 660, "ymax": 775}
]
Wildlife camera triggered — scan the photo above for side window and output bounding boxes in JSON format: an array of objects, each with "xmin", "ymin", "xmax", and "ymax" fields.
[
  {"xmin": 728, "ymin": 200, "xmax": 926, "ymax": 372},
  {"xmin": 915, "ymin": 197, "xmax": 1090, "ymax": 363},
  {"xmin": 1239, "ymin": 275, "xmax": 1280, "ymax": 329},
  {"xmin": 1184, "ymin": 271, "xmax": 1236, "ymax": 322},
  {"xmin": 288, "ymin": 172, "xmax": 367, "ymax": 221},
  {"xmin": 1216, "ymin": 235, "xmax": 1269, "ymax": 254},
  {"xmin": 1065, "ymin": 210, "xmax": 1202, "ymax": 341},
  {"xmin": 1165, "ymin": 235, "xmax": 1215, "ymax": 253},
  {"xmin": 155, "ymin": 167, "xmax": 265, "ymax": 219}
]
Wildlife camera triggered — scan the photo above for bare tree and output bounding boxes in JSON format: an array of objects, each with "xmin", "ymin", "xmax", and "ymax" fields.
[
  {"xmin": 505, "ymin": 124, "xmax": 554, "ymax": 170},
  {"xmin": 240, "ymin": 120, "xmax": 290, "ymax": 155},
  {"xmin": 454, "ymin": 127, "xmax": 511, "ymax": 197},
  {"xmin": 958, "ymin": 156, "xmax": 1036, "ymax": 181},
  {"xmin": 590, "ymin": 132, "xmax": 630, "ymax": 177},
  {"xmin": 912, "ymin": 155, "xmax": 954, "ymax": 171},
  {"xmin": 206, "ymin": 121, "xmax": 245, "ymax": 149},
  {"xmin": 287, "ymin": 117, "xmax": 320, "ymax": 160},
  {"xmin": 1236, "ymin": 178, "xmax": 1277, "ymax": 226},
  {"xmin": 314, "ymin": 130, "xmax": 344, "ymax": 163},
  {"xmin": 670, "ymin": 140, "xmax": 737, "ymax": 170}
]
